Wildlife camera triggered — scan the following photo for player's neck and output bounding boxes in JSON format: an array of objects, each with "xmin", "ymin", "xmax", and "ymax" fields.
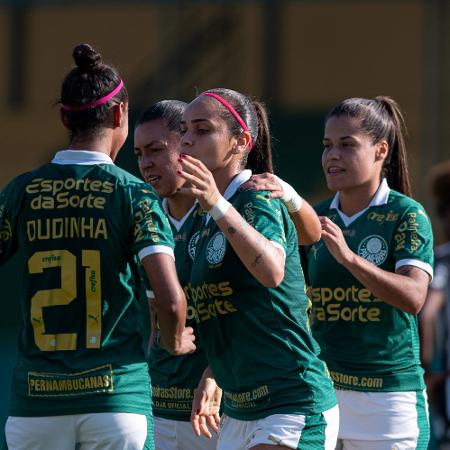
[
  {"xmin": 167, "ymin": 193, "xmax": 195, "ymax": 221},
  {"xmin": 338, "ymin": 179, "xmax": 381, "ymax": 217},
  {"xmin": 68, "ymin": 135, "xmax": 114, "ymax": 158},
  {"xmin": 213, "ymin": 165, "xmax": 242, "ymax": 195}
]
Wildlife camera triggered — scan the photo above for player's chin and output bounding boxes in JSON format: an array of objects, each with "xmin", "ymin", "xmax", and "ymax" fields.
[{"xmin": 326, "ymin": 171, "xmax": 356, "ymax": 191}]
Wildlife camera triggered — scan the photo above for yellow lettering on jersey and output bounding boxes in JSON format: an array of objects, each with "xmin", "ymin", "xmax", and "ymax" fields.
[
  {"xmin": 26, "ymin": 217, "xmax": 108, "ymax": 241},
  {"xmin": 28, "ymin": 365, "xmax": 114, "ymax": 397},
  {"xmin": 184, "ymin": 281, "xmax": 233, "ymax": 302},
  {"xmin": 311, "ymin": 286, "xmax": 382, "ymax": 323}
]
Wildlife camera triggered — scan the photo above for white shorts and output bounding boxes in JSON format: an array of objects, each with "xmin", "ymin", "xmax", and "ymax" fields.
[
  {"xmin": 5, "ymin": 412, "xmax": 148, "ymax": 450},
  {"xmin": 335, "ymin": 389, "xmax": 429, "ymax": 449},
  {"xmin": 154, "ymin": 416, "xmax": 217, "ymax": 450},
  {"xmin": 217, "ymin": 405, "xmax": 339, "ymax": 450}
]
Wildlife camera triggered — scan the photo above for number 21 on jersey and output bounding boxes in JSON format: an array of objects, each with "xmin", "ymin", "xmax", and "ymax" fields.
[{"xmin": 28, "ymin": 249, "xmax": 101, "ymax": 351}]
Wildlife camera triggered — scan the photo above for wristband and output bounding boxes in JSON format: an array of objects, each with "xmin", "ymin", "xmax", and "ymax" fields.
[
  {"xmin": 274, "ymin": 175, "xmax": 303, "ymax": 213},
  {"xmin": 208, "ymin": 195, "xmax": 231, "ymax": 221}
]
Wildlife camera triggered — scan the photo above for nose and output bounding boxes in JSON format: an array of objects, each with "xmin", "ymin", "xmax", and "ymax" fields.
[
  {"xmin": 181, "ymin": 133, "xmax": 193, "ymax": 148},
  {"xmin": 139, "ymin": 153, "xmax": 155, "ymax": 170},
  {"xmin": 326, "ymin": 146, "xmax": 340, "ymax": 160}
]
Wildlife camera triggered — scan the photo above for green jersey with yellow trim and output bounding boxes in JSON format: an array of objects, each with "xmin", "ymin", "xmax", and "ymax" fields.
[
  {"xmin": 303, "ymin": 181, "xmax": 433, "ymax": 392},
  {"xmin": 189, "ymin": 170, "xmax": 336, "ymax": 421},
  {"xmin": 148, "ymin": 201, "xmax": 209, "ymax": 421},
  {"xmin": 0, "ymin": 151, "xmax": 174, "ymax": 417}
]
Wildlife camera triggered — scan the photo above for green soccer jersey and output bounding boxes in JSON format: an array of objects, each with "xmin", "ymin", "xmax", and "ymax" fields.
[
  {"xmin": 303, "ymin": 179, "xmax": 433, "ymax": 392},
  {"xmin": 0, "ymin": 150, "xmax": 174, "ymax": 417},
  {"xmin": 148, "ymin": 199, "xmax": 209, "ymax": 421},
  {"xmin": 189, "ymin": 170, "xmax": 337, "ymax": 421}
]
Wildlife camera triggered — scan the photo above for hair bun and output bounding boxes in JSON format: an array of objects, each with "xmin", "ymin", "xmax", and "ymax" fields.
[{"xmin": 72, "ymin": 44, "xmax": 102, "ymax": 71}]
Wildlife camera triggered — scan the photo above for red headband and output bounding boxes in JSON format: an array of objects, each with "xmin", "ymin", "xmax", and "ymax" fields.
[
  {"xmin": 62, "ymin": 80, "xmax": 124, "ymax": 112},
  {"xmin": 202, "ymin": 92, "xmax": 253, "ymax": 151}
]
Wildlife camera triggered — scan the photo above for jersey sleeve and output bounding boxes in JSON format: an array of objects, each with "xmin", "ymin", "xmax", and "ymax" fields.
[
  {"xmin": 129, "ymin": 184, "xmax": 175, "ymax": 260},
  {"xmin": 0, "ymin": 178, "xmax": 21, "ymax": 265},
  {"xmin": 393, "ymin": 203, "xmax": 434, "ymax": 279},
  {"xmin": 237, "ymin": 191, "xmax": 288, "ymax": 254}
]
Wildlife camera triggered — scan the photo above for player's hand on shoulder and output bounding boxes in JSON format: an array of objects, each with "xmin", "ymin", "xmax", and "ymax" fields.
[{"xmin": 240, "ymin": 172, "xmax": 284, "ymax": 199}]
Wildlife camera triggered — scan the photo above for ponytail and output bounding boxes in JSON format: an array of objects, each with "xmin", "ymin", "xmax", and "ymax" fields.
[
  {"xmin": 246, "ymin": 101, "xmax": 273, "ymax": 174},
  {"xmin": 374, "ymin": 96, "xmax": 411, "ymax": 196}
]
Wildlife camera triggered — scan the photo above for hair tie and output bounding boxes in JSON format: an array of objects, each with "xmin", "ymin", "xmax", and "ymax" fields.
[
  {"xmin": 62, "ymin": 80, "xmax": 124, "ymax": 112},
  {"xmin": 202, "ymin": 92, "xmax": 253, "ymax": 151}
]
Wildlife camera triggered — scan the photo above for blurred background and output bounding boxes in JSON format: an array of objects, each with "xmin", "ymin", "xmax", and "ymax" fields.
[{"xmin": 0, "ymin": 0, "xmax": 449, "ymax": 447}]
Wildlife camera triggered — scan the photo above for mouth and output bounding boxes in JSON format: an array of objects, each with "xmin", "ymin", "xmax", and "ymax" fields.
[
  {"xmin": 327, "ymin": 166, "xmax": 345, "ymax": 175},
  {"xmin": 145, "ymin": 175, "xmax": 160, "ymax": 186}
]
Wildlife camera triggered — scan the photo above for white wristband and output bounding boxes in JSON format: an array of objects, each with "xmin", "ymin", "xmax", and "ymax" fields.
[
  {"xmin": 208, "ymin": 195, "xmax": 231, "ymax": 221},
  {"xmin": 274, "ymin": 175, "xmax": 303, "ymax": 213}
]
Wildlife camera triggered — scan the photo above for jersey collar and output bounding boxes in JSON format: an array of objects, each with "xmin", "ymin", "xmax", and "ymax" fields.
[
  {"xmin": 329, "ymin": 178, "xmax": 390, "ymax": 227},
  {"xmin": 223, "ymin": 169, "xmax": 252, "ymax": 200},
  {"xmin": 52, "ymin": 150, "xmax": 114, "ymax": 165},
  {"xmin": 162, "ymin": 197, "xmax": 198, "ymax": 232}
]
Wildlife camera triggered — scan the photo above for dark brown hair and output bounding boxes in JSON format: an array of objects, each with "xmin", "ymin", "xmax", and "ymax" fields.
[{"xmin": 60, "ymin": 43, "xmax": 128, "ymax": 141}]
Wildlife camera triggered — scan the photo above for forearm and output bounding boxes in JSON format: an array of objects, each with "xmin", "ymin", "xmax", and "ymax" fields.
[
  {"xmin": 342, "ymin": 253, "xmax": 427, "ymax": 314},
  {"xmin": 289, "ymin": 200, "xmax": 321, "ymax": 245},
  {"xmin": 141, "ymin": 253, "xmax": 187, "ymax": 354},
  {"xmin": 215, "ymin": 206, "xmax": 285, "ymax": 288},
  {"xmin": 154, "ymin": 287, "xmax": 186, "ymax": 354}
]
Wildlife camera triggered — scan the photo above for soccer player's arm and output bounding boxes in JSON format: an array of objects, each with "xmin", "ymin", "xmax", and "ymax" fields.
[
  {"xmin": 320, "ymin": 204, "xmax": 433, "ymax": 314},
  {"xmin": 140, "ymin": 254, "xmax": 194, "ymax": 355},
  {"xmin": 240, "ymin": 173, "xmax": 321, "ymax": 245},
  {"xmin": 216, "ymin": 192, "xmax": 287, "ymax": 288},
  {"xmin": 132, "ymin": 186, "xmax": 194, "ymax": 355}
]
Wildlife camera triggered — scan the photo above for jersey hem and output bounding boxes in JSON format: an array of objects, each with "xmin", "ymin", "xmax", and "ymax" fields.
[
  {"xmin": 223, "ymin": 397, "xmax": 337, "ymax": 421},
  {"xmin": 8, "ymin": 404, "xmax": 151, "ymax": 417}
]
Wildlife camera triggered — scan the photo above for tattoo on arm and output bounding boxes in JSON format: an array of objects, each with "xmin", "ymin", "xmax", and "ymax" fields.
[
  {"xmin": 252, "ymin": 253, "xmax": 262, "ymax": 267},
  {"xmin": 227, "ymin": 226, "xmax": 236, "ymax": 235}
]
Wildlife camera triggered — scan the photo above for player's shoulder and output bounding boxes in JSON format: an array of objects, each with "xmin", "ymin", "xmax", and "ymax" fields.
[
  {"xmin": 1, "ymin": 166, "xmax": 47, "ymax": 194},
  {"xmin": 100, "ymin": 165, "xmax": 158, "ymax": 196},
  {"xmin": 99, "ymin": 164, "xmax": 144, "ymax": 185},
  {"xmin": 387, "ymin": 189, "xmax": 426, "ymax": 212},
  {"xmin": 231, "ymin": 188, "xmax": 274, "ymax": 207},
  {"xmin": 234, "ymin": 190, "xmax": 289, "ymax": 219},
  {"xmin": 313, "ymin": 196, "xmax": 333, "ymax": 215}
]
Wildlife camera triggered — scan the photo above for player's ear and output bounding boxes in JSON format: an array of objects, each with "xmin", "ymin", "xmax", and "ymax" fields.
[{"xmin": 60, "ymin": 109, "xmax": 71, "ymax": 130}]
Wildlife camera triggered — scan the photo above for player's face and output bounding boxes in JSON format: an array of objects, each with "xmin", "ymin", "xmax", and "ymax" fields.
[
  {"xmin": 322, "ymin": 116, "xmax": 384, "ymax": 192},
  {"xmin": 179, "ymin": 97, "xmax": 237, "ymax": 172},
  {"xmin": 134, "ymin": 119, "xmax": 183, "ymax": 198}
]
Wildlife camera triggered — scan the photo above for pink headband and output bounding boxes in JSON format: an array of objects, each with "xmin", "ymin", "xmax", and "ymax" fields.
[
  {"xmin": 62, "ymin": 79, "xmax": 124, "ymax": 111},
  {"xmin": 202, "ymin": 92, "xmax": 253, "ymax": 151}
]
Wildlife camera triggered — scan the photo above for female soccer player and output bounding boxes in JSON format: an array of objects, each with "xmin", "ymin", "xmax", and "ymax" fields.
[
  {"xmin": 134, "ymin": 100, "xmax": 217, "ymax": 450},
  {"xmin": 0, "ymin": 44, "xmax": 194, "ymax": 450},
  {"xmin": 178, "ymin": 88, "xmax": 339, "ymax": 450},
  {"xmin": 303, "ymin": 97, "xmax": 433, "ymax": 449}
]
